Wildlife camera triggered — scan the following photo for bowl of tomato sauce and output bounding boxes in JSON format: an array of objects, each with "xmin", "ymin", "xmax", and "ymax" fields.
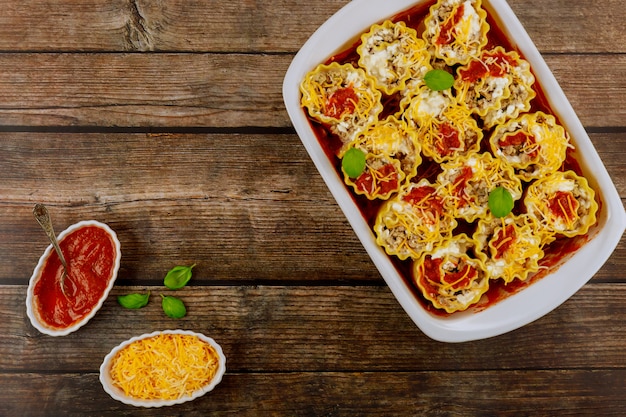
[{"xmin": 26, "ymin": 220, "xmax": 121, "ymax": 336}]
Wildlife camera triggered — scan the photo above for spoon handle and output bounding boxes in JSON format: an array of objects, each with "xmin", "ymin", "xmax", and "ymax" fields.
[{"xmin": 33, "ymin": 204, "xmax": 68, "ymax": 269}]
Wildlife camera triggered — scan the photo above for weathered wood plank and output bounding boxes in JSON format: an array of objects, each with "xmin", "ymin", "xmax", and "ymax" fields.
[
  {"xmin": 0, "ymin": 132, "xmax": 623, "ymax": 283},
  {"xmin": 0, "ymin": 53, "xmax": 624, "ymax": 128},
  {"xmin": 1, "ymin": 132, "xmax": 622, "ymax": 206},
  {"xmin": 1, "ymin": 369, "xmax": 625, "ymax": 416},
  {"xmin": 0, "ymin": 53, "xmax": 290, "ymax": 127},
  {"xmin": 3, "ymin": 284, "xmax": 626, "ymax": 372},
  {"xmin": 0, "ymin": 1, "xmax": 622, "ymax": 416},
  {"xmin": 0, "ymin": 200, "xmax": 375, "ymax": 284},
  {"xmin": 0, "ymin": 0, "xmax": 622, "ymax": 54}
]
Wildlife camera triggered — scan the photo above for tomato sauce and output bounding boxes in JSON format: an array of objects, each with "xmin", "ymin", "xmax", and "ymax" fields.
[
  {"xmin": 356, "ymin": 164, "xmax": 399, "ymax": 196},
  {"xmin": 325, "ymin": 86, "xmax": 359, "ymax": 119},
  {"xmin": 33, "ymin": 225, "xmax": 117, "ymax": 329},
  {"xmin": 404, "ymin": 185, "xmax": 443, "ymax": 215},
  {"xmin": 418, "ymin": 257, "xmax": 478, "ymax": 299},
  {"xmin": 492, "ymin": 224, "xmax": 515, "ymax": 259},
  {"xmin": 459, "ymin": 49, "xmax": 516, "ymax": 82},
  {"xmin": 435, "ymin": 3, "xmax": 465, "ymax": 46},
  {"xmin": 451, "ymin": 165, "xmax": 473, "ymax": 206},
  {"xmin": 436, "ymin": 123, "xmax": 461, "ymax": 156},
  {"xmin": 499, "ymin": 131, "xmax": 538, "ymax": 158},
  {"xmin": 548, "ymin": 191, "xmax": 578, "ymax": 222}
]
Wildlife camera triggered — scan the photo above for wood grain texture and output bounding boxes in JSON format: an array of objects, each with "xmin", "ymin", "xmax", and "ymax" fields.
[
  {"xmin": 0, "ymin": 54, "xmax": 625, "ymax": 128},
  {"xmin": 1, "ymin": 370, "xmax": 625, "ymax": 416},
  {"xmin": 3, "ymin": 284, "xmax": 626, "ymax": 373},
  {"xmin": 0, "ymin": 0, "xmax": 624, "ymax": 415},
  {"xmin": 0, "ymin": 0, "xmax": 624, "ymax": 54},
  {"xmin": 0, "ymin": 132, "xmax": 623, "ymax": 284}
]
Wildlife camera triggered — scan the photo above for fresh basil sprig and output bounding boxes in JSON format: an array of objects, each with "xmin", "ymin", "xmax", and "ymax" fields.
[
  {"xmin": 164, "ymin": 263, "xmax": 196, "ymax": 290},
  {"xmin": 342, "ymin": 147, "xmax": 366, "ymax": 178},
  {"xmin": 161, "ymin": 295, "xmax": 187, "ymax": 319},
  {"xmin": 117, "ymin": 292, "xmax": 150, "ymax": 309},
  {"xmin": 488, "ymin": 186, "xmax": 514, "ymax": 218},
  {"xmin": 424, "ymin": 69, "xmax": 455, "ymax": 91}
]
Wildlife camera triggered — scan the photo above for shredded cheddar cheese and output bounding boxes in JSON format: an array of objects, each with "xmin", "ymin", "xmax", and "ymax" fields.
[
  {"xmin": 490, "ymin": 112, "xmax": 569, "ymax": 181},
  {"xmin": 300, "ymin": 62, "xmax": 383, "ymax": 148},
  {"xmin": 439, "ymin": 153, "xmax": 522, "ymax": 222},
  {"xmin": 357, "ymin": 20, "xmax": 431, "ymax": 95},
  {"xmin": 109, "ymin": 333, "xmax": 221, "ymax": 401},
  {"xmin": 524, "ymin": 171, "xmax": 598, "ymax": 238},
  {"xmin": 424, "ymin": 0, "xmax": 489, "ymax": 65},
  {"xmin": 475, "ymin": 214, "xmax": 545, "ymax": 282},
  {"xmin": 374, "ymin": 179, "xmax": 457, "ymax": 260},
  {"xmin": 405, "ymin": 87, "xmax": 483, "ymax": 163},
  {"xmin": 413, "ymin": 234, "xmax": 490, "ymax": 313}
]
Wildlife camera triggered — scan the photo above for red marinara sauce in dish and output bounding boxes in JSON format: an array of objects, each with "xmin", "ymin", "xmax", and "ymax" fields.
[{"xmin": 27, "ymin": 220, "xmax": 121, "ymax": 336}]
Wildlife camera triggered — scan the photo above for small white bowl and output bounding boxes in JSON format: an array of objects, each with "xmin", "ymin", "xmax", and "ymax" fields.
[
  {"xmin": 99, "ymin": 330, "xmax": 226, "ymax": 408},
  {"xmin": 282, "ymin": 0, "xmax": 626, "ymax": 342},
  {"xmin": 26, "ymin": 220, "xmax": 121, "ymax": 336}
]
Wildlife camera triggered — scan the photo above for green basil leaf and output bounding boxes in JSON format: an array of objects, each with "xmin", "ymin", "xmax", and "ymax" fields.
[
  {"xmin": 163, "ymin": 263, "xmax": 196, "ymax": 290},
  {"xmin": 488, "ymin": 187, "xmax": 514, "ymax": 218},
  {"xmin": 161, "ymin": 295, "xmax": 187, "ymax": 319},
  {"xmin": 117, "ymin": 292, "xmax": 150, "ymax": 309},
  {"xmin": 342, "ymin": 147, "xmax": 366, "ymax": 178},
  {"xmin": 424, "ymin": 69, "xmax": 455, "ymax": 91}
]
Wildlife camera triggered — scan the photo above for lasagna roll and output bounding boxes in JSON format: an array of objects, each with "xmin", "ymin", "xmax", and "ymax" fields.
[
  {"xmin": 482, "ymin": 53, "xmax": 536, "ymax": 128},
  {"xmin": 474, "ymin": 214, "xmax": 545, "ymax": 283},
  {"xmin": 357, "ymin": 20, "xmax": 431, "ymax": 95},
  {"xmin": 344, "ymin": 116, "xmax": 422, "ymax": 200},
  {"xmin": 454, "ymin": 47, "xmax": 518, "ymax": 117},
  {"xmin": 300, "ymin": 62, "xmax": 383, "ymax": 149},
  {"xmin": 374, "ymin": 179, "xmax": 457, "ymax": 260},
  {"xmin": 490, "ymin": 112, "xmax": 569, "ymax": 181},
  {"xmin": 438, "ymin": 152, "xmax": 522, "ymax": 223},
  {"xmin": 404, "ymin": 87, "xmax": 483, "ymax": 163},
  {"xmin": 413, "ymin": 234, "xmax": 489, "ymax": 313},
  {"xmin": 422, "ymin": 0, "xmax": 490, "ymax": 66},
  {"xmin": 524, "ymin": 170, "xmax": 598, "ymax": 238}
]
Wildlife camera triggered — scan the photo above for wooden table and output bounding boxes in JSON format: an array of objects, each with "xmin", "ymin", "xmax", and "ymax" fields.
[{"xmin": 1, "ymin": 0, "xmax": 625, "ymax": 415}]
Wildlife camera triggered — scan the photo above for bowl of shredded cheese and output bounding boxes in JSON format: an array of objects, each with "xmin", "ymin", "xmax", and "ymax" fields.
[{"xmin": 99, "ymin": 330, "xmax": 226, "ymax": 407}]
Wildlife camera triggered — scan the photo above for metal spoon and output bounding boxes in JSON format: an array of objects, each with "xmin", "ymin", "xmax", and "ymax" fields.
[{"xmin": 33, "ymin": 203, "xmax": 69, "ymax": 297}]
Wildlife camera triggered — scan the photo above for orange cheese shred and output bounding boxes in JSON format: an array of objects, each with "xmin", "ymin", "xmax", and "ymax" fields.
[{"xmin": 109, "ymin": 333, "xmax": 221, "ymax": 401}]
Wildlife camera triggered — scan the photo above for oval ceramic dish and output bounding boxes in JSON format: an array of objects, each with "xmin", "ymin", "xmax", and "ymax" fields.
[
  {"xmin": 26, "ymin": 220, "xmax": 121, "ymax": 336},
  {"xmin": 282, "ymin": 0, "xmax": 626, "ymax": 342},
  {"xmin": 99, "ymin": 330, "xmax": 226, "ymax": 408}
]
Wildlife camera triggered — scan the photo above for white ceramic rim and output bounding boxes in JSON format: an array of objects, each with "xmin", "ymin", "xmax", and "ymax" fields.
[
  {"xmin": 282, "ymin": 0, "xmax": 626, "ymax": 342},
  {"xmin": 99, "ymin": 329, "xmax": 227, "ymax": 408},
  {"xmin": 26, "ymin": 220, "xmax": 122, "ymax": 336}
]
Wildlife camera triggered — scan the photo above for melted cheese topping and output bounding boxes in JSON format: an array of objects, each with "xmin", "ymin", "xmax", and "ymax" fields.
[
  {"xmin": 300, "ymin": 62, "xmax": 382, "ymax": 148},
  {"xmin": 375, "ymin": 179, "xmax": 457, "ymax": 260},
  {"xmin": 490, "ymin": 112, "xmax": 569, "ymax": 181},
  {"xmin": 405, "ymin": 87, "xmax": 483, "ymax": 163},
  {"xmin": 356, "ymin": 116, "xmax": 420, "ymax": 167},
  {"xmin": 357, "ymin": 20, "xmax": 430, "ymax": 95},
  {"xmin": 475, "ymin": 214, "xmax": 545, "ymax": 282},
  {"xmin": 413, "ymin": 234, "xmax": 490, "ymax": 313},
  {"xmin": 439, "ymin": 152, "xmax": 522, "ymax": 222},
  {"xmin": 424, "ymin": 0, "xmax": 489, "ymax": 65},
  {"xmin": 524, "ymin": 171, "xmax": 598, "ymax": 238},
  {"xmin": 109, "ymin": 333, "xmax": 221, "ymax": 401},
  {"xmin": 482, "ymin": 57, "xmax": 536, "ymax": 128}
]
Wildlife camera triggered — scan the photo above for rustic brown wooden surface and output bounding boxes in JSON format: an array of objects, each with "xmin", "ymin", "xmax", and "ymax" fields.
[{"xmin": 0, "ymin": 0, "xmax": 624, "ymax": 415}]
